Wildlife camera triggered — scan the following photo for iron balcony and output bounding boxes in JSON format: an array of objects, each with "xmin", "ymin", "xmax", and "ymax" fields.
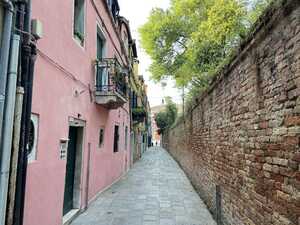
[{"xmin": 94, "ymin": 58, "xmax": 128, "ymax": 109}]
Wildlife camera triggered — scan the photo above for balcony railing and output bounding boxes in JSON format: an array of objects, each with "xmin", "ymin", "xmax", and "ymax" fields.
[
  {"xmin": 94, "ymin": 58, "xmax": 128, "ymax": 109},
  {"xmin": 132, "ymin": 107, "xmax": 147, "ymax": 123},
  {"xmin": 95, "ymin": 81, "xmax": 127, "ymax": 97}
]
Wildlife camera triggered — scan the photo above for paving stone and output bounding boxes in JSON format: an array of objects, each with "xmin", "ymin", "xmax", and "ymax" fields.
[{"xmin": 70, "ymin": 147, "xmax": 216, "ymax": 225}]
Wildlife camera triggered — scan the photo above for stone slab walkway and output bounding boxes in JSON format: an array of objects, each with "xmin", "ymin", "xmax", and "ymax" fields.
[{"xmin": 71, "ymin": 147, "xmax": 216, "ymax": 225}]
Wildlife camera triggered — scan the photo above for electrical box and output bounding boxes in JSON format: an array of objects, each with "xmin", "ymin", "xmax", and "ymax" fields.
[{"xmin": 31, "ymin": 19, "xmax": 43, "ymax": 39}]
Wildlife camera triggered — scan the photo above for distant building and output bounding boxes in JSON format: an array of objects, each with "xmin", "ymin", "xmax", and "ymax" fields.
[
  {"xmin": 151, "ymin": 105, "xmax": 166, "ymax": 146},
  {"xmin": 151, "ymin": 102, "xmax": 182, "ymax": 146},
  {"xmin": 129, "ymin": 60, "xmax": 151, "ymax": 162}
]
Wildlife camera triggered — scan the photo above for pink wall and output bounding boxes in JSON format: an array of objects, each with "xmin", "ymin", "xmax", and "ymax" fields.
[{"xmin": 24, "ymin": 1, "xmax": 131, "ymax": 225}]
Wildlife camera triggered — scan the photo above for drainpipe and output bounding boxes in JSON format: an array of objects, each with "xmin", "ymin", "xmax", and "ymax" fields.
[
  {"xmin": 14, "ymin": 1, "xmax": 37, "ymax": 224},
  {"xmin": 0, "ymin": 0, "xmax": 14, "ymax": 163},
  {"xmin": 0, "ymin": 34, "xmax": 20, "ymax": 225},
  {"xmin": 14, "ymin": 44, "xmax": 37, "ymax": 225},
  {"xmin": 6, "ymin": 87, "xmax": 24, "ymax": 225}
]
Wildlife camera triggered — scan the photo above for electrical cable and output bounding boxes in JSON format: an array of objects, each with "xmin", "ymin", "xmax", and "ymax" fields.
[{"xmin": 36, "ymin": 49, "xmax": 90, "ymax": 90}]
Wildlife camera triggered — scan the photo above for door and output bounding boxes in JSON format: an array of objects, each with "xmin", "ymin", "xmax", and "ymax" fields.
[
  {"xmin": 63, "ymin": 127, "xmax": 78, "ymax": 215},
  {"xmin": 113, "ymin": 125, "xmax": 119, "ymax": 153}
]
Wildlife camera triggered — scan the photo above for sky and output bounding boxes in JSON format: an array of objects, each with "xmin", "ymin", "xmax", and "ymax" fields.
[{"xmin": 118, "ymin": 0, "xmax": 183, "ymax": 107}]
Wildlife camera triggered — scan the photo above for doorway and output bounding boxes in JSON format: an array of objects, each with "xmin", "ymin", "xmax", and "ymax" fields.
[{"xmin": 63, "ymin": 122, "xmax": 84, "ymax": 217}]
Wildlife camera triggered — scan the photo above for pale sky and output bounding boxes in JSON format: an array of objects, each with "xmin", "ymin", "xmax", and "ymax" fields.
[{"xmin": 118, "ymin": 0, "xmax": 183, "ymax": 107}]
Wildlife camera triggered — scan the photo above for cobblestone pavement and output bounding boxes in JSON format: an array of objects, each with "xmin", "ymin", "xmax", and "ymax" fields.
[{"xmin": 71, "ymin": 147, "xmax": 216, "ymax": 225}]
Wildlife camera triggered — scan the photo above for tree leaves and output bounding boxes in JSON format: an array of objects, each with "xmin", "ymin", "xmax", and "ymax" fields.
[
  {"xmin": 139, "ymin": 0, "xmax": 272, "ymax": 89},
  {"xmin": 154, "ymin": 99, "xmax": 178, "ymax": 134}
]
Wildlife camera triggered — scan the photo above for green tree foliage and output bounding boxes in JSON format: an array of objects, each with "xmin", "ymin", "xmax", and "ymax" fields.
[
  {"xmin": 139, "ymin": 0, "xmax": 273, "ymax": 90},
  {"xmin": 155, "ymin": 98, "xmax": 178, "ymax": 134}
]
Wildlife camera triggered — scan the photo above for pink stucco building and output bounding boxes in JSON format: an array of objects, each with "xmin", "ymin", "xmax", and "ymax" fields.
[{"xmin": 24, "ymin": 0, "xmax": 136, "ymax": 224}]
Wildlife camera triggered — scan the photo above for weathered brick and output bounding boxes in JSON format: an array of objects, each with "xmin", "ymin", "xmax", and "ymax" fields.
[
  {"xmin": 288, "ymin": 89, "xmax": 299, "ymax": 100},
  {"xmin": 272, "ymin": 158, "xmax": 288, "ymax": 166},
  {"xmin": 284, "ymin": 116, "xmax": 300, "ymax": 127},
  {"xmin": 272, "ymin": 165, "xmax": 280, "ymax": 174},
  {"xmin": 292, "ymin": 153, "xmax": 300, "ymax": 162},
  {"xmin": 162, "ymin": 3, "xmax": 300, "ymax": 225},
  {"xmin": 284, "ymin": 136, "xmax": 299, "ymax": 146},
  {"xmin": 288, "ymin": 160, "xmax": 299, "ymax": 170},
  {"xmin": 288, "ymin": 126, "xmax": 300, "ymax": 135},
  {"xmin": 273, "ymin": 127, "xmax": 288, "ymax": 136},
  {"xmin": 263, "ymin": 163, "xmax": 273, "ymax": 172}
]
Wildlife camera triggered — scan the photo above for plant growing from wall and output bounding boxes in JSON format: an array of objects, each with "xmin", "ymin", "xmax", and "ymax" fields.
[{"xmin": 112, "ymin": 69, "xmax": 127, "ymax": 96}]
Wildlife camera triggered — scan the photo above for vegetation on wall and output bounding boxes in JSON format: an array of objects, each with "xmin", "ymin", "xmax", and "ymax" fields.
[
  {"xmin": 139, "ymin": 0, "xmax": 273, "ymax": 106},
  {"xmin": 155, "ymin": 98, "xmax": 178, "ymax": 134},
  {"xmin": 132, "ymin": 107, "xmax": 147, "ymax": 123}
]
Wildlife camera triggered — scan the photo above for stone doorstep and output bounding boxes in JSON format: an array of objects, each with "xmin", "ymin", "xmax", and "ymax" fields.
[{"xmin": 63, "ymin": 209, "xmax": 80, "ymax": 225}]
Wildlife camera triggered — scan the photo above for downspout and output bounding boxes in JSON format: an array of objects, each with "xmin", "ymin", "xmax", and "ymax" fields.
[
  {"xmin": 6, "ymin": 87, "xmax": 24, "ymax": 225},
  {"xmin": 0, "ymin": 34, "xmax": 20, "ymax": 225},
  {"xmin": 0, "ymin": 0, "xmax": 14, "ymax": 162},
  {"xmin": 14, "ymin": 1, "xmax": 37, "ymax": 224},
  {"xmin": 14, "ymin": 44, "xmax": 36, "ymax": 225}
]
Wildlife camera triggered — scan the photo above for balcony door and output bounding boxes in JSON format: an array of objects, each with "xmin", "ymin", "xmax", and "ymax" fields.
[{"xmin": 96, "ymin": 26, "xmax": 108, "ymax": 91}]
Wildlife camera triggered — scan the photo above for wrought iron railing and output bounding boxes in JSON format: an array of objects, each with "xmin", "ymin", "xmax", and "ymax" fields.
[
  {"xmin": 95, "ymin": 58, "xmax": 122, "ymax": 72},
  {"xmin": 95, "ymin": 58, "xmax": 127, "ymax": 98},
  {"xmin": 95, "ymin": 82, "xmax": 127, "ymax": 97},
  {"xmin": 132, "ymin": 107, "xmax": 147, "ymax": 123}
]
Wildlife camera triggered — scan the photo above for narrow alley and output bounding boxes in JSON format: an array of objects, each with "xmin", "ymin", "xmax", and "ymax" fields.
[
  {"xmin": 70, "ymin": 147, "xmax": 216, "ymax": 225},
  {"xmin": 1, "ymin": 1, "xmax": 299, "ymax": 225}
]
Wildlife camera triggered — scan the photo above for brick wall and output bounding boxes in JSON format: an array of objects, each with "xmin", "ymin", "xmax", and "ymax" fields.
[{"xmin": 163, "ymin": 1, "xmax": 300, "ymax": 224}]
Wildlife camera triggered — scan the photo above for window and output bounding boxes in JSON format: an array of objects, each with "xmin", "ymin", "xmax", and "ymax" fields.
[
  {"xmin": 125, "ymin": 126, "xmax": 128, "ymax": 151},
  {"xmin": 113, "ymin": 125, "xmax": 119, "ymax": 153},
  {"xmin": 73, "ymin": 0, "xmax": 85, "ymax": 46},
  {"xmin": 107, "ymin": 0, "xmax": 112, "ymax": 8},
  {"xmin": 96, "ymin": 26, "xmax": 108, "ymax": 91},
  {"xmin": 130, "ymin": 91, "xmax": 138, "ymax": 109},
  {"xmin": 107, "ymin": 0, "xmax": 119, "ymax": 21},
  {"xmin": 28, "ymin": 114, "xmax": 39, "ymax": 162},
  {"xmin": 123, "ymin": 32, "xmax": 128, "ymax": 55},
  {"xmin": 99, "ymin": 128, "xmax": 105, "ymax": 148}
]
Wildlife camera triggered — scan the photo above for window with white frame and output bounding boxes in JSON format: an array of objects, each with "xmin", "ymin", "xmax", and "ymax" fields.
[
  {"xmin": 73, "ymin": 0, "xmax": 85, "ymax": 46},
  {"xmin": 96, "ymin": 26, "xmax": 108, "ymax": 91},
  {"xmin": 123, "ymin": 31, "xmax": 128, "ymax": 55}
]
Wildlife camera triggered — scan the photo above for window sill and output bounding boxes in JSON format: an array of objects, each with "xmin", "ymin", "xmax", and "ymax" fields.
[{"xmin": 73, "ymin": 35, "xmax": 85, "ymax": 50}]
